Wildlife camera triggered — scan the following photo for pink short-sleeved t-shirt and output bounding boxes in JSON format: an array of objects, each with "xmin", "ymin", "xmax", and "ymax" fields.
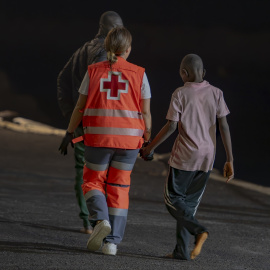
[{"xmin": 166, "ymin": 80, "xmax": 230, "ymax": 172}]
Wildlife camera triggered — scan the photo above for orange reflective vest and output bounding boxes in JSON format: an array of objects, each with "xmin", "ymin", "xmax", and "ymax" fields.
[{"xmin": 82, "ymin": 57, "xmax": 145, "ymax": 149}]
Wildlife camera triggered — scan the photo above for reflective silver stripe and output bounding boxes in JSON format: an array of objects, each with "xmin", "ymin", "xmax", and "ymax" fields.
[
  {"xmin": 164, "ymin": 171, "xmax": 177, "ymax": 210},
  {"xmin": 84, "ymin": 108, "xmax": 143, "ymax": 120},
  {"xmin": 84, "ymin": 127, "xmax": 144, "ymax": 137},
  {"xmin": 111, "ymin": 161, "xmax": 134, "ymax": 171},
  {"xmin": 108, "ymin": 207, "xmax": 128, "ymax": 216},
  {"xmin": 85, "ymin": 161, "xmax": 109, "ymax": 171},
  {"xmin": 84, "ymin": 189, "xmax": 104, "ymax": 201},
  {"xmin": 193, "ymin": 185, "xmax": 206, "ymax": 216}
]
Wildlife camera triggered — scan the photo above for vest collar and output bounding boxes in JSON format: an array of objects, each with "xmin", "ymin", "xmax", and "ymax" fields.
[{"xmin": 116, "ymin": 56, "xmax": 127, "ymax": 62}]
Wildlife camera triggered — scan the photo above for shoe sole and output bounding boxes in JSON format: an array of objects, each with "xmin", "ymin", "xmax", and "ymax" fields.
[
  {"xmin": 190, "ymin": 232, "xmax": 208, "ymax": 259},
  {"xmin": 102, "ymin": 249, "xmax": 117, "ymax": 255},
  {"xmin": 102, "ymin": 246, "xmax": 117, "ymax": 255},
  {"xmin": 87, "ymin": 223, "xmax": 111, "ymax": 252}
]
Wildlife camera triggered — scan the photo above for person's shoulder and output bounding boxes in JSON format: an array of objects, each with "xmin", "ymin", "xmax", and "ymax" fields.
[
  {"xmin": 168, "ymin": 86, "xmax": 184, "ymax": 102},
  {"xmin": 125, "ymin": 60, "xmax": 145, "ymax": 72},
  {"xmin": 172, "ymin": 86, "xmax": 185, "ymax": 96},
  {"xmin": 88, "ymin": 60, "xmax": 108, "ymax": 70},
  {"xmin": 70, "ymin": 39, "xmax": 96, "ymax": 58},
  {"xmin": 205, "ymin": 81, "xmax": 223, "ymax": 93},
  {"xmin": 85, "ymin": 35, "xmax": 105, "ymax": 47},
  {"xmin": 204, "ymin": 82, "xmax": 226, "ymax": 103},
  {"xmin": 79, "ymin": 36, "xmax": 105, "ymax": 55}
]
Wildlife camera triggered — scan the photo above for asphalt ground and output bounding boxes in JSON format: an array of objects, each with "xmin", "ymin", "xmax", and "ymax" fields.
[{"xmin": 0, "ymin": 127, "xmax": 270, "ymax": 270}]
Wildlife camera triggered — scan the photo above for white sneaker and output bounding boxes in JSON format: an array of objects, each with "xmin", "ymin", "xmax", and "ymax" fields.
[
  {"xmin": 87, "ymin": 220, "xmax": 111, "ymax": 252},
  {"xmin": 102, "ymin": 242, "xmax": 117, "ymax": 255}
]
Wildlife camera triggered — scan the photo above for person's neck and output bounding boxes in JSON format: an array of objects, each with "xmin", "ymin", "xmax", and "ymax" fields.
[
  {"xmin": 193, "ymin": 78, "xmax": 204, "ymax": 83},
  {"xmin": 119, "ymin": 54, "xmax": 128, "ymax": 60},
  {"xmin": 187, "ymin": 74, "xmax": 203, "ymax": 83}
]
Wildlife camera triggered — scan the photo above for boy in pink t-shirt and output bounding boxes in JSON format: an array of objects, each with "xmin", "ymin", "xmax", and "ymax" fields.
[{"xmin": 142, "ymin": 54, "xmax": 234, "ymax": 260}]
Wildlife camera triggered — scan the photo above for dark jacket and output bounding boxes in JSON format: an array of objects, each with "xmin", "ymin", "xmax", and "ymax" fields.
[
  {"xmin": 57, "ymin": 11, "xmax": 123, "ymax": 119},
  {"xmin": 57, "ymin": 35, "xmax": 107, "ymax": 119}
]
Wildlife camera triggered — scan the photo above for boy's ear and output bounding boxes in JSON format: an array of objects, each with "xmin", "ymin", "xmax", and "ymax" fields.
[
  {"xmin": 203, "ymin": 69, "xmax": 206, "ymax": 78},
  {"xmin": 182, "ymin": 68, "xmax": 189, "ymax": 77}
]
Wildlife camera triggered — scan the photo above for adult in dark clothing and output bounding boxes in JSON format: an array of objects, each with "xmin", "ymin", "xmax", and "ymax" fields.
[{"xmin": 57, "ymin": 11, "xmax": 123, "ymax": 234}]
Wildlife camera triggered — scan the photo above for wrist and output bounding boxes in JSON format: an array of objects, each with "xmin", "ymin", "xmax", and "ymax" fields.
[
  {"xmin": 144, "ymin": 134, "xmax": 151, "ymax": 141},
  {"xmin": 66, "ymin": 130, "xmax": 74, "ymax": 135},
  {"xmin": 144, "ymin": 128, "xmax": 151, "ymax": 140},
  {"xmin": 143, "ymin": 139, "xmax": 152, "ymax": 148}
]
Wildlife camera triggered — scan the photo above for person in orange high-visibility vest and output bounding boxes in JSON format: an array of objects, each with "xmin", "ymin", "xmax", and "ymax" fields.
[{"xmin": 59, "ymin": 26, "xmax": 152, "ymax": 256}]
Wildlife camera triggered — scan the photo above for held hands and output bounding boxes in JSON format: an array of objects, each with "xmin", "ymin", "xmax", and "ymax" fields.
[
  {"xmin": 140, "ymin": 141, "xmax": 154, "ymax": 161},
  {"xmin": 58, "ymin": 131, "xmax": 74, "ymax": 155},
  {"xmin": 223, "ymin": 161, "xmax": 234, "ymax": 182}
]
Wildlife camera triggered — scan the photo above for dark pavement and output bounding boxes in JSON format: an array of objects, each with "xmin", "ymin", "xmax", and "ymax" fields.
[{"xmin": 0, "ymin": 127, "xmax": 269, "ymax": 270}]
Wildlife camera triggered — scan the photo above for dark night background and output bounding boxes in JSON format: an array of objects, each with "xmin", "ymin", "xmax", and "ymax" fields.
[{"xmin": 1, "ymin": 1, "xmax": 270, "ymax": 186}]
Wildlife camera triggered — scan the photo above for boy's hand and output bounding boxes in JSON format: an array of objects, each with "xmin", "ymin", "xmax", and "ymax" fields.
[
  {"xmin": 59, "ymin": 131, "xmax": 74, "ymax": 155},
  {"xmin": 140, "ymin": 141, "xmax": 154, "ymax": 161},
  {"xmin": 223, "ymin": 161, "xmax": 234, "ymax": 182}
]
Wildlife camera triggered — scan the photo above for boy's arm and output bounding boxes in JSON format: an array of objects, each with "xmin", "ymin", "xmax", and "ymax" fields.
[
  {"xmin": 218, "ymin": 116, "xmax": 234, "ymax": 182},
  {"xmin": 142, "ymin": 120, "xmax": 178, "ymax": 156}
]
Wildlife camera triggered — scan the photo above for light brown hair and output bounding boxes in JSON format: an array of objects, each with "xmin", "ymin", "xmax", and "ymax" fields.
[{"xmin": 105, "ymin": 26, "xmax": 132, "ymax": 67}]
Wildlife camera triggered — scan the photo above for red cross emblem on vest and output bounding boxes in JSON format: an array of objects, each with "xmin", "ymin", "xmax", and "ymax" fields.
[{"xmin": 100, "ymin": 71, "xmax": 129, "ymax": 100}]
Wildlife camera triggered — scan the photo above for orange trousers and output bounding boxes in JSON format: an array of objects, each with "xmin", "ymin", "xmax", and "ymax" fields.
[{"xmin": 82, "ymin": 146, "xmax": 139, "ymax": 244}]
